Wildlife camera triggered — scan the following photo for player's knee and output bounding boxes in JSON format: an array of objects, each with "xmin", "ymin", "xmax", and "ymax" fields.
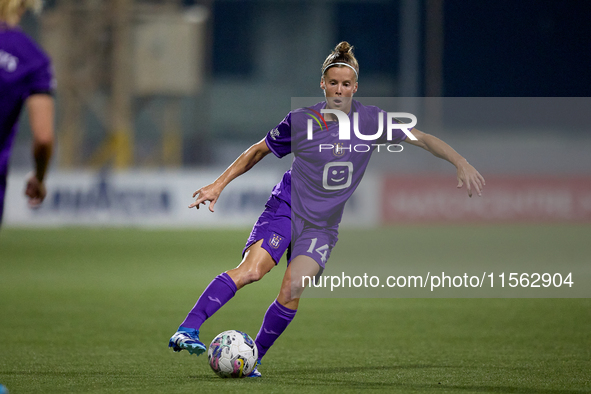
[
  {"xmin": 245, "ymin": 268, "xmax": 265, "ymax": 284},
  {"xmin": 278, "ymin": 285, "xmax": 293, "ymax": 304},
  {"xmin": 235, "ymin": 265, "xmax": 268, "ymax": 286},
  {"xmin": 279, "ymin": 278, "xmax": 305, "ymax": 303}
]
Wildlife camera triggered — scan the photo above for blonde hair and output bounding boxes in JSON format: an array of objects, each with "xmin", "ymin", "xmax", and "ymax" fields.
[
  {"xmin": 321, "ymin": 41, "xmax": 360, "ymax": 81},
  {"xmin": 0, "ymin": 0, "xmax": 42, "ymax": 26}
]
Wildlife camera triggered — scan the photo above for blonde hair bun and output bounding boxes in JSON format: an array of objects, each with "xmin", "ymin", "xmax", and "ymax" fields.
[{"xmin": 321, "ymin": 41, "xmax": 360, "ymax": 80}]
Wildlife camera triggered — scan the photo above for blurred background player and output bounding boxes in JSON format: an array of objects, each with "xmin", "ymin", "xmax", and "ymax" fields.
[
  {"xmin": 169, "ymin": 42, "xmax": 485, "ymax": 377},
  {"xmin": 0, "ymin": 0, "xmax": 55, "ymax": 226}
]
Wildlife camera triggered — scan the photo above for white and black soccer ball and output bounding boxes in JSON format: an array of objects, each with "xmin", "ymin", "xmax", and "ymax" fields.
[{"xmin": 208, "ymin": 330, "xmax": 258, "ymax": 378}]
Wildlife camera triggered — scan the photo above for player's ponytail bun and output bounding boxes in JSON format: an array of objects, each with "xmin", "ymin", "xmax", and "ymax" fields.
[
  {"xmin": 335, "ymin": 41, "xmax": 353, "ymax": 56},
  {"xmin": 321, "ymin": 41, "xmax": 360, "ymax": 80}
]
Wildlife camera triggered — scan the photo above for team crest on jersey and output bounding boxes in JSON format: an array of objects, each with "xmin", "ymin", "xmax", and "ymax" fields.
[
  {"xmin": 268, "ymin": 233, "xmax": 283, "ymax": 249},
  {"xmin": 270, "ymin": 127, "xmax": 280, "ymax": 140},
  {"xmin": 333, "ymin": 143, "xmax": 346, "ymax": 157}
]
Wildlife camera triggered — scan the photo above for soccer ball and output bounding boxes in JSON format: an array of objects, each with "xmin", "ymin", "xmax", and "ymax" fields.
[{"xmin": 208, "ymin": 330, "xmax": 258, "ymax": 378}]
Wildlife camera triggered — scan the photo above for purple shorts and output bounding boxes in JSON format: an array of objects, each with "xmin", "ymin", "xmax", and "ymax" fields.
[{"xmin": 243, "ymin": 195, "xmax": 338, "ymax": 268}]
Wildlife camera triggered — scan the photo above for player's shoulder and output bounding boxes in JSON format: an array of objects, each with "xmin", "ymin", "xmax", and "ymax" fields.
[
  {"xmin": 291, "ymin": 101, "xmax": 325, "ymax": 116},
  {"xmin": 289, "ymin": 102, "xmax": 325, "ymax": 127},
  {"xmin": 0, "ymin": 27, "xmax": 51, "ymax": 65}
]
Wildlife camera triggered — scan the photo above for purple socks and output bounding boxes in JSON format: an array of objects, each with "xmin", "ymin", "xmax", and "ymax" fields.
[
  {"xmin": 179, "ymin": 273, "xmax": 297, "ymax": 360},
  {"xmin": 180, "ymin": 272, "xmax": 237, "ymax": 330},
  {"xmin": 255, "ymin": 299, "xmax": 297, "ymax": 360}
]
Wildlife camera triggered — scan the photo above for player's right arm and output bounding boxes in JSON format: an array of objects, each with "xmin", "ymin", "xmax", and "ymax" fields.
[
  {"xmin": 189, "ymin": 138, "xmax": 271, "ymax": 212},
  {"xmin": 25, "ymin": 93, "xmax": 55, "ymax": 207},
  {"xmin": 403, "ymin": 128, "xmax": 485, "ymax": 197}
]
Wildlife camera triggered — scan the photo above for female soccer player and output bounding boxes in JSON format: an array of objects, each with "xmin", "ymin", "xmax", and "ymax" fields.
[
  {"xmin": 169, "ymin": 42, "xmax": 485, "ymax": 377},
  {"xmin": 0, "ymin": 0, "xmax": 55, "ymax": 225}
]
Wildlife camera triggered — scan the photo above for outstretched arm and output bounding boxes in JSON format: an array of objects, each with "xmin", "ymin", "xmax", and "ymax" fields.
[
  {"xmin": 403, "ymin": 129, "xmax": 485, "ymax": 197},
  {"xmin": 25, "ymin": 94, "xmax": 55, "ymax": 207},
  {"xmin": 189, "ymin": 138, "xmax": 272, "ymax": 211}
]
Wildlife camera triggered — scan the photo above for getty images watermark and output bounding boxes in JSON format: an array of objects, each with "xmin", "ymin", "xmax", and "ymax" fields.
[{"xmin": 306, "ymin": 109, "xmax": 418, "ymax": 153}]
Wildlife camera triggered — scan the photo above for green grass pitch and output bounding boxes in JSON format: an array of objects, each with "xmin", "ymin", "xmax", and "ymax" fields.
[{"xmin": 0, "ymin": 225, "xmax": 590, "ymax": 393}]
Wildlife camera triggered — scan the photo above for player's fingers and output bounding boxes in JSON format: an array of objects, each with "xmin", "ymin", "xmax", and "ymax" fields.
[
  {"xmin": 208, "ymin": 199, "xmax": 217, "ymax": 213},
  {"xmin": 192, "ymin": 188, "xmax": 202, "ymax": 198},
  {"xmin": 468, "ymin": 174, "xmax": 479, "ymax": 192},
  {"xmin": 27, "ymin": 197, "xmax": 43, "ymax": 208},
  {"xmin": 189, "ymin": 198, "xmax": 204, "ymax": 209},
  {"xmin": 457, "ymin": 177, "xmax": 464, "ymax": 189},
  {"xmin": 26, "ymin": 184, "xmax": 45, "ymax": 200},
  {"xmin": 25, "ymin": 181, "xmax": 37, "ymax": 198},
  {"xmin": 478, "ymin": 173, "xmax": 486, "ymax": 186},
  {"xmin": 471, "ymin": 180, "xmax": 481, "ymax": 197},
  {"xmin": 465, "ymin": 178, "xmax": 473, "ymax": 198},
  {"xmin": 473, "ymin": 176, "xmax": 483, "ymax": 196}
]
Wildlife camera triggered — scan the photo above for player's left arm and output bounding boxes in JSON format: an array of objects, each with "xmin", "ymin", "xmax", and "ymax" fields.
[
  {"xmin": 25, "ymin": 93, "xmax": 55, "ymax": 207},
  {"xmin": 403, "ymin": 128, "xmax": 485, "ymax": 197}
]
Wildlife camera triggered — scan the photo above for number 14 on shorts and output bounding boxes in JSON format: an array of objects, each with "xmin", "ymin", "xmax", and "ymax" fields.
[{"xmin": 307, "ymin": 238, "xmax": 329, "ymax": 263}]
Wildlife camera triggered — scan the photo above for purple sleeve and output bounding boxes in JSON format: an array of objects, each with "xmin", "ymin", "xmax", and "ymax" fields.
[
  {"xmin": 264, "ymin": 112, "xmax": 292, "ymax": 158},
  {"xmin": 27, "ymin": 58, "xmax": 54, "ymax": 96}
]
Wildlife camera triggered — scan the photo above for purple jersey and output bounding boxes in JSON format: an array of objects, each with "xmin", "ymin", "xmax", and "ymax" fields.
[
  {"xmin": 0, "ymin": 25, "xmax": 54, "ymax": 178},
  {"xmin": 265, "ymin": 100, "xmax": 407, "ymax": 227}
]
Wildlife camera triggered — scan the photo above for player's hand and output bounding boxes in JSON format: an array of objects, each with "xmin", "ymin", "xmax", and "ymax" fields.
[
  {"xmin": 189, "ymin": 183, "xmax": 222, "ymax": 212},
  {"xmin": 24, "ymin": 171, "xmax": 47, "ymax": 208},
  {"xmin": 456, "ymin": 161, "xmax": 485, "ymax": 198}
]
